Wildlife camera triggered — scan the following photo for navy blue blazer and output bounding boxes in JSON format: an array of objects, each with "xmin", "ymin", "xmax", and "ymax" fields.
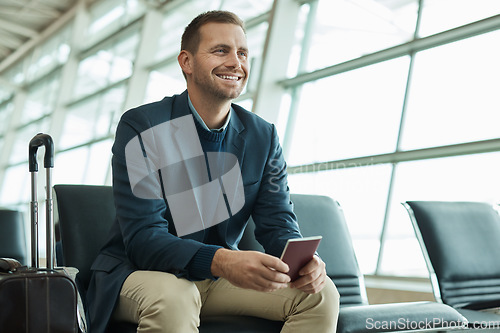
[{"xmin": 86, "ymin": 90, "xmax": 302, "ymax": 332}]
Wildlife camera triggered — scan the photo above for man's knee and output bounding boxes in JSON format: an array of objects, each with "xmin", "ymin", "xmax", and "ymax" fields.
[
  {"xmin": 308, "ymin": 279, "xmax": 340, "ymax": 331},
  {"xmin": 320, "ymin": 278, "xmax": 340, "ymax": 315},
  {"xmin": 119, "ymin": 271, "xmax": 201, "ymax": 321}
]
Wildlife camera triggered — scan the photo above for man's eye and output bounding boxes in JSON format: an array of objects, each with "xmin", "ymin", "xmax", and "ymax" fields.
[
  {"xmin": 239, "ymin": 51, "xmax": 247, "ymax": 57},
  {"xmin": 216, "ymin": 49, "xmax": 225, "ymax": 53}
]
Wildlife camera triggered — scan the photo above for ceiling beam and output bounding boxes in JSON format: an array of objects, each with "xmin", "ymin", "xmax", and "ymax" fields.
[
  {"xmin": 0, "ymin": 17, "xmax": 38, "ymax": 38},
  {"xmin": 0, "ymin": 7, "xmax": 56, "ymax": 20},
  {"xmin": 24, "ymin": 2, "xmax": 62, "ymax": 18},
  {"xmin": 0, "ymin": 1, "xmax": 78, "ymax": 73},
  {"xmin": 0, "ymin": 45, "xmax": 10, "ymax": 58},
  {"xmin": 0, "ymin": 31, "xmax": 24, "ymax": 48}
]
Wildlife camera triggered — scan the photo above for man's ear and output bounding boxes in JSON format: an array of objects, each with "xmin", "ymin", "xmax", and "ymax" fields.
[{"xmin": 178, "ymin": 50, "xmax": 193, "ymax": 76}]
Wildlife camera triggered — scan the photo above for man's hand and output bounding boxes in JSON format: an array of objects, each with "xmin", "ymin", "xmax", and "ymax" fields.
[
  {"xmin": 211, "ymin": 249, "xmax": 291, "ymax": 292},
  {"xmin": 290, "ymin": 255, "xmax": 327, "ymax": 294}
]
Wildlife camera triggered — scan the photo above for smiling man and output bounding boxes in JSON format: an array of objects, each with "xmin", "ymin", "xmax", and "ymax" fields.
[{"xmin": 86, "ymin": 11, "xmax": 339, "ymax": 333}]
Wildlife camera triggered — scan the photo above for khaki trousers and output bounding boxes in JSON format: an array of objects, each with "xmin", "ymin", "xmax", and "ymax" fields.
[{"xmin": 113, "ymin": 270, "xmax": 340, "ymax": 332}]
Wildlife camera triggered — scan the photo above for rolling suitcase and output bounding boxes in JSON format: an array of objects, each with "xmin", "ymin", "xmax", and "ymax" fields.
[{"xmin": 0, "ymin": 133, "xmax": 78, "ymax": 333}]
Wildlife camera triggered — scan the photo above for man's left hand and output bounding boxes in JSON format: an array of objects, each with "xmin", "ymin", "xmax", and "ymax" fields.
[{"xmin": 290, "ymin": 255, "xmax": 327, "ymax": 294}]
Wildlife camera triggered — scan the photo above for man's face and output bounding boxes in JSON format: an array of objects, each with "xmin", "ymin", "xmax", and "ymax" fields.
[{"xmin": 189, "ymin": 22, "xmax": 249, "ymax": 101}]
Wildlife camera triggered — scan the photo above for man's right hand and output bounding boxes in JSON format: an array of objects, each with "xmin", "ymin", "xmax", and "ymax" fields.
[{"xmin": 211, "ymin": 249, "xmax": 291, "ymax": 292}]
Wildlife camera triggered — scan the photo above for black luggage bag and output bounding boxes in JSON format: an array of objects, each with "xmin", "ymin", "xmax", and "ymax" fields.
[{"xmin": 0, "ymin": 133, "xmax": 78, "ymax": 333}]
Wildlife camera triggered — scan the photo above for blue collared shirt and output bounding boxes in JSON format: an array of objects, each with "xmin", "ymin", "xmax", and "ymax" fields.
[{"xmin": 188, "ymin": 94, "xmax": 231, "ymax": 132}]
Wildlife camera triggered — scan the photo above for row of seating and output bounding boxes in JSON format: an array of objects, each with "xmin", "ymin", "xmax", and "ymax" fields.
[{"xmin": 2, "ymin": 185, "xmax": 500, "ymax": 332}]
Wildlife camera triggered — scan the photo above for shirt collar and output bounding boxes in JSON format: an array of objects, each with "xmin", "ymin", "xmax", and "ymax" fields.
[{"xmin": 188, "ymin": 94, "xmax": 231, "ymax": 133}]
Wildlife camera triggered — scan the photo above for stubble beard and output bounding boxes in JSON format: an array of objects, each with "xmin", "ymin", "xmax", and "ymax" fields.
[{"xmin": 194, "ymin": 71, "xmax": 246, "ymax": 102}]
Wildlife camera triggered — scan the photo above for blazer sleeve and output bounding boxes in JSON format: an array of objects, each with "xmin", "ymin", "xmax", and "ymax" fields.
[
  {"xmin": 251, "ymin": 124, "xmax": 302, "ymax": 257},
  {"xmin": 111, "ymin": 107, "xmax": 220, "ymax": 280}
]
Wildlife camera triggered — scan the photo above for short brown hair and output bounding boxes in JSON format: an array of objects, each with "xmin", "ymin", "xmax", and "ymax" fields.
[{"xmin": 181, "ymin": 10, "xmax": 245, "ymax": 54}]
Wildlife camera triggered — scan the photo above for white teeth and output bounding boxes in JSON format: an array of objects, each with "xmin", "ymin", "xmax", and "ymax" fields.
[{"xmin": 218, "ymin": 75, "xmax": 238, "ymax": 80}]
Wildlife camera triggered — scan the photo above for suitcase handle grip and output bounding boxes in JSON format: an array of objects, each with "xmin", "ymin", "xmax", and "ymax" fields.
[
  {"xmin": 0, "ymin": 257, "xmax": 22, "ymax": 273},
  {"xmin": 29, "ymin": 133, "xmax": 54, "ymax": 172}
]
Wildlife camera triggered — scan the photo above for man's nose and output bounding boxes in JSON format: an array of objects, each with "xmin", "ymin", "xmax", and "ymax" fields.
[{"xmin": 225, "ymin": 51, "xmax": 242, "ymax": 69}]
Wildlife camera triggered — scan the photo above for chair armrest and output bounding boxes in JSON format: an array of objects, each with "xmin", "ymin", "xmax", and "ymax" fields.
[{"xmin": 338, "ymin": 302, "xmax": 467, "ymax": 333}]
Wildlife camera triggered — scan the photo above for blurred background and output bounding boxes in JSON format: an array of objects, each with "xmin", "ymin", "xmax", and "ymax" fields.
[{"xmin": 0, "ymin": 0, "xmax": 499, "ymax": 291}]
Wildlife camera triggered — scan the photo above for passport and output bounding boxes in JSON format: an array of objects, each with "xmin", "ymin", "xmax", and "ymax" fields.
[{"xmin": 280, "ymin": 236, "xmax": 322, "ymax": 281}]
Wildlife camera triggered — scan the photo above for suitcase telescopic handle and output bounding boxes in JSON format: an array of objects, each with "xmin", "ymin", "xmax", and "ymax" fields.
[
  {"xmin": 29, "ymin": 133, "xmax": 54, "ymax": 172},
  {"xmin": 28, "ymin": 133, "xmax": 55, "ymax": 269}
]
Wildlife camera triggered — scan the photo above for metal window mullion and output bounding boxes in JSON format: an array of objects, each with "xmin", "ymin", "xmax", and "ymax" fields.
[
  {"xmin": 282, "ymin": 0, "xmax": 318, "ymax": 159},
  {"xmin": 287, "ymin": 138, "xmax": 500, "ymax": 174},
  {"xmin": 374, "ymin": 0, "xmax": 424, "ymax": 274},
  {"xmin": 375, "ymin": 54, "xmax": 419, "ymax": 274}
]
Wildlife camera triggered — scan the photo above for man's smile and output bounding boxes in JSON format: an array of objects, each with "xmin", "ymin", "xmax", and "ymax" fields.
[{"xmin": 216, "ymin": 74, "xmax": 243, "ymax": 81}]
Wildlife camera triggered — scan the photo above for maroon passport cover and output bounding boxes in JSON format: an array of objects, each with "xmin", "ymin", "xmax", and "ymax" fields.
[{"xmin": 280, "ymin": 236, "xmax": 322, "ymax": 281}]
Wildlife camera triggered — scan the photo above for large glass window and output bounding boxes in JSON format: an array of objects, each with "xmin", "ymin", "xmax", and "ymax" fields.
[
  {"xmin": 220, "ymin": 0, "xmax": 273, "ymax": 20},
  {"xmin": 0, "ymin": 164, "xmax": 30, "ymax": 206},
  {"xmin": 145, "ymin": 61, "xmax": 186, "ymax": 103},
  {"xmin": 86, "ymin": 0, "xmax": 145, "ymax": 47},
  {"xmin": 241, "ymin": 21, "xmax": 269, "ymax": 96},
  {"xmin": 0, "ymin": 101, "xmax": 13, "ymax": 135},
  {"xmin": 418, "ymin": 0, "xmax": 500, "ymax": 37},
  {"xmin": 60, "ymin": 85, "xmax": 125, "ymax": 150},
  {"xmin": 73, "ymin": 30, "xmax": 138, "ymax": 99},
  {"xmin": 284, "ymin": 1, "xmax": 500, "ymax": 278},
  {"xmin": 287, "ymin": 4, "xmax": 312, "ymax": 78},
  {"xmin": 85, "ymin": 140, "xmax": 113, "ymax": 184},
  {"xmin": 288, "ymin": 164, "xmax": 392, "ymax": 273},
  {"xmin": 305, "ymin": 0, "xmax": 418, "ymax": 72},
  {"xmin": 400, "ymin": 30, "xmax": 500, "ymax": 150},
  {"xmin": 3, "ymin": 56, "xmax": 28, "ymax": 86},
  {"xmin": 287, "ymin": 57, "xmax": 409, "ymax": 166},
  {"xmin": 54, "ymin": 139, "xmax": 112, "ymax": 186},
  {"xmin": 25, "ymin": 25, "xmax": 71, "ymax": 84},
  {"xmin": 0, "ymin": 87, "xmax": 13, "ymax": 105},
  {"xmin": 20, "ymin": 72, "xmax": 61, "ymax": 125}
]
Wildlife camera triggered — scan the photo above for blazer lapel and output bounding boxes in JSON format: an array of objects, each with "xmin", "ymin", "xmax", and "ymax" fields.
[
  {"xmin": 217, "ymin": 106, "xmax": 246, "ymax": 241},
  {"xmin": 226, "ymin": 106, "xmax": 246, "ymax": 166}
]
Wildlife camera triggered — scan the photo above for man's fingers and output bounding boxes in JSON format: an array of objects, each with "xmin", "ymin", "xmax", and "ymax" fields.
[
  {"xmin": 253, "ymin": 277, "xmax": 289, "ymax": 292},
  {"xmin": 298, "ymin": 255, "xmax": 322, "ymax": 276},
  {"xmin": 290, "ymin": 256, "xmax": 327, "ymax": 293},
  {"xmin": 260, "ymin": 253, "xmax": 289, "ymax": 274},
  {"xmin": 261, "ymin": 266, "xmax": 291, "ymax": 284},
  {"xmin": 291, "ymin": 271, "xmax": 325, "ymax": 293},
  {"xmin": 295, "ymin": 277, "xmax": 326, "ymax": 294}
]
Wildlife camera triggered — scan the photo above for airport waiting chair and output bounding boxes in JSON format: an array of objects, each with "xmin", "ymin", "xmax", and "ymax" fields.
[
  {"xmin": 0, "ymin": 209, "xmax": 27, "ymax": 265},
  {"xmin": 405, "ymin": 201, "xmax": 500, "ymax": 328},
  {"xmin": 53, "ymin": 185, "xmax": 466, "ymax": 332},
  {"xmin": 53, "ymin": 184, "xmax": 281, "ymax": 333},
  {"xmin": 281, "ymin": 195, "xmax": 466, "ymax": 333}
]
